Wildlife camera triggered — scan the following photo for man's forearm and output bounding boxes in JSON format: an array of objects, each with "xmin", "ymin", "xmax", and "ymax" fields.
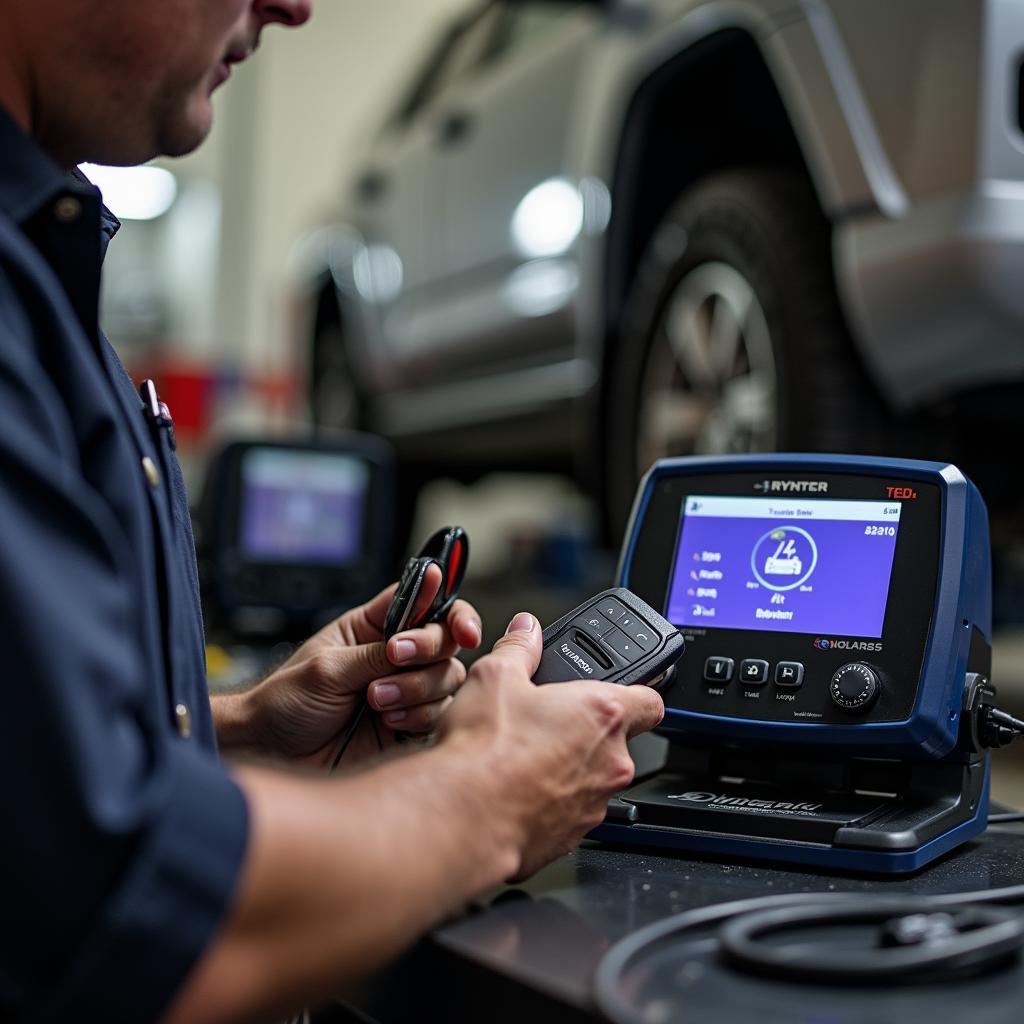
[{"xmin": 164, "ymin": 740, "xmax": 520, "ymax": 1024}]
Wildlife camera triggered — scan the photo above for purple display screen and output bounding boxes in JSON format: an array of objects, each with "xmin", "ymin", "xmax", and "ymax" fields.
[
  {"xmin": 666, "ymin": 495, "xmax": 902, "ymax": 638},
  {"xmin": 239, "ymin": 449, "xmax": 369, "ymax": 564}
]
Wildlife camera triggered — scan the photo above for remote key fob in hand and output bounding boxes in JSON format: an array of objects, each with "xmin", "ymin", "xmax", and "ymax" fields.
[{"xmin": 532, "ymin": 588, "xmax": 684, "ymax": 688}]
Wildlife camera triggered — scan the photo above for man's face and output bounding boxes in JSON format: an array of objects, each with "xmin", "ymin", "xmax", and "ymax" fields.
[{"xmin": 31, "ymin": 0, "xmax": 312, "ymax": 165}]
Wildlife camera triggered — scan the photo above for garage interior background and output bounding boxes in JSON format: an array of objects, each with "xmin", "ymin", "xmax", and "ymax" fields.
[{"xmin": 95, "ymin": 1, "xmax": 1024, "ymax": 803}]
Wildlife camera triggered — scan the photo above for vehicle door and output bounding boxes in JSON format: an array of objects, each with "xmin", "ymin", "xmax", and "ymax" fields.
[
  {"xmin": 398, "ymin": 1, "xmax": 605, "ymax": 380},
  {"xmin": 344, "ymin": 3, "xmax": 507, "ymax": 389}
]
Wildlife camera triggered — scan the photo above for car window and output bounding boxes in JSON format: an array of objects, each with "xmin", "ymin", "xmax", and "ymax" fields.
[
  {"xmin": 394, "ymin": 4, "xmax": 505, "ymax": 123},
  {"xmin": 486, "ymin": 2, "xmax": 586, "ymax": 64}
]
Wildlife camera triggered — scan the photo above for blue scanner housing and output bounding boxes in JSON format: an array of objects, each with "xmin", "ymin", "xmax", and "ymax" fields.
[{"xmin": 594, "ymin": 455, "xmax": 993, "ymax": 873}]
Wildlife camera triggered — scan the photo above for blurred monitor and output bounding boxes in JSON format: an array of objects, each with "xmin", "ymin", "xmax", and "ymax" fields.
[
  {"xmin": 197, "ymin": 435, "xmax": 394, "ymax": 639},
  {"xmin": 238, "ymin": 448, "xmax": 369, "ymax": 565}
]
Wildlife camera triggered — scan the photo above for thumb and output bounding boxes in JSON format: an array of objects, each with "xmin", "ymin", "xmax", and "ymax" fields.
[
  {"xmin": 327, "ymin": 640, "xmax": 395, "ymax": 692},
  {"xmin": 485, "ymin": 612, "xmax": 544, "ymax": 679}
]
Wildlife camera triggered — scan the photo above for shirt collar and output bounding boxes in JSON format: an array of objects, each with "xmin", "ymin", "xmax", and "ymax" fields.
[{"xmin": 0, "ymin": 103, "xmax": 121, "ymax": 244}]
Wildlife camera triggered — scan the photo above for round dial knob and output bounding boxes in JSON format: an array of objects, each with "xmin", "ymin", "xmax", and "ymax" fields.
[{"xmin": 830, "ymin": 662, "xmax": 880, "ymax": 712}]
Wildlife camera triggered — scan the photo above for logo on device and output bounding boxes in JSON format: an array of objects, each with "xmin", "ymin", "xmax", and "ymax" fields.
[
  {"xmin": 667, "ymin": 791, "xmax": 824, "ymax": 812},
  {"xmin": 754, "ymin": 480, "xmax": 829, "ymax": 494},
  {"xmin": 814, "ymin": 637, "xmax": 883, "ymax": 652}
]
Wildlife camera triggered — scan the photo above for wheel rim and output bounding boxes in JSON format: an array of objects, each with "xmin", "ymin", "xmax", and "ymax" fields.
[{"xmin": 636, "ymin": 261, "xmax": 777, "ymax": 472}]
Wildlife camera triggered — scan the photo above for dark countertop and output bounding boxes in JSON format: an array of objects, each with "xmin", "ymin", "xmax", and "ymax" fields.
[{"xmin": 341, "ymin": 823, "xmax": 1024, "ymax": 1023}]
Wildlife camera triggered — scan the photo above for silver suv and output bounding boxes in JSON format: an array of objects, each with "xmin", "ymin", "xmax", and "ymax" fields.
[{"xmin": 296, "ymin": 0, "xmax": 1024, "ymax": 535}]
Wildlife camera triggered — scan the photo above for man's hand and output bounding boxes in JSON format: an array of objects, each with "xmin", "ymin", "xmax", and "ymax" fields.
[
  {"xmin": 437, "ymin": 611, "xmax": 665, "ymax": 879},
  {"xmin": 217, "ymin": 564, "xmax": 482, "ymax": 769}
]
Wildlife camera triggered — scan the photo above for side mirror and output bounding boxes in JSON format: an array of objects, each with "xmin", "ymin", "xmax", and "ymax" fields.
[{"xmin": 195, "ymin": 434, "xmax": 394, "ymax": 641}]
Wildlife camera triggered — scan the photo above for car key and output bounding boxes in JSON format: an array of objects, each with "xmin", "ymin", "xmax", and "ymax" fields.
[
  {"xmin": 330, "ymin": 525, "xmax": 469, "ymax": 773},
  {"xmin": 532, "ymin": 587, "xmax": 684, "ymax": 688}
]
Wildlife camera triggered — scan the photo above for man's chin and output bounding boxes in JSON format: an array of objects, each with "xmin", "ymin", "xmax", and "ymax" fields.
[
  {"xmin": 159, "ymin": 106, "xmax": 215, "ymax": 159},
  {"xmin": 160, "ymin": 130, "xmax": 211, "ymax": 159}
]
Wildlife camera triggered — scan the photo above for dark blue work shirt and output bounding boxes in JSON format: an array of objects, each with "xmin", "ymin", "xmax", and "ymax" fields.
[{"xmin": 0, "ymin": 107, "xmax": 247, "ymax": 1020}]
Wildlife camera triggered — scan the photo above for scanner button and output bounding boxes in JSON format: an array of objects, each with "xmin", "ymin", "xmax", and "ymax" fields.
[
  {"xmin": 601, "ymin": 627, "xmax": 643, "ymax": 663},
  {"xmin": 703, "ymin": 656, "xmax": 734, "ymax": 683},
  {"xmin": 618, "ymin": 615, "xmax": 656, "ymax": 651},
  {"xmin": 775, "ymin": 662, "xmax": 805, "ymax": 688},
  {"xmin": 573, "ymin": 612, "xmax": 617, "ymax": 638},
  {"xmin": 739, "ymin": 659, "xmax": 769, "ymax": 685}
]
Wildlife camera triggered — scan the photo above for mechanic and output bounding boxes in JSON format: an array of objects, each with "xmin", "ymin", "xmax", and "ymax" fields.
[{"xmin": 0, "ymin": 1, "xmax": 665, "ymax": 1021}]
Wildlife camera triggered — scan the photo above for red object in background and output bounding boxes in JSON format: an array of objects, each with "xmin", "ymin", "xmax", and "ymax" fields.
[
  {"xmin": 152, "ymin": 365, "xmax": 214, "ymax": 442},
  {"xmin": 125, "ymin": 355, "xmax": 301, "ymax": 449}
]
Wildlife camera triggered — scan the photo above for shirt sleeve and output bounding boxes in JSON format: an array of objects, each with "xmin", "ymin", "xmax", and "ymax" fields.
[{"xmin": 0, "ymin": 275, "xmax": 249, "ymax": 1021}]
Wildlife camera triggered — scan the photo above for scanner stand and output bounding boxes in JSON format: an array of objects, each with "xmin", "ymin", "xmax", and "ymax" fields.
[{"xmin": 595, "ymin": 701, "xmax": 992, "ymax": 874}]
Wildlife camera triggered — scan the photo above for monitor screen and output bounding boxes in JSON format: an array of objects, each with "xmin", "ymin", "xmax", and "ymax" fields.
[
  {"xmin": 665, "ymin": 495, "xmax": 902, "ymax": 638},
  {"xmin": 239, "ymin": 448, "xmax": 369, "ymax": 564}
]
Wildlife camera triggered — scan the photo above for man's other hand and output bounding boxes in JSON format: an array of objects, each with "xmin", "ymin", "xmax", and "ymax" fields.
[
  {"xmin": 221, "ymin": 564, "xmax": 482, "ymax": 769},
  {"xmin": 437, "ymin": 611, "xmax": 664, "ymax": 880}
]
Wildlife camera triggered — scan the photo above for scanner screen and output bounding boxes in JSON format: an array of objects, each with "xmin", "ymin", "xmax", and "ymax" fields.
[
  {"xmin": 239, "ymin": 448, "xmax": 369, "ymax": 564},
  {"xmin": 666, "ymin": 495, "xmax": 902, "ymax": 639}
]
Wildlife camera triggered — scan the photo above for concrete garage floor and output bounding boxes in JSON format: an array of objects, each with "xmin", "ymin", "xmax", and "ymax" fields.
[{"xmin": 413, "ymin": 474, "xmax": 1024, "ymax": 813}]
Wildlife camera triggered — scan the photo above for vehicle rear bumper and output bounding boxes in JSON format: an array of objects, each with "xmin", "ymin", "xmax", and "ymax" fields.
[{"xmin": 836, "ymin": 182, "xmax": 1024, "ymax": 410}]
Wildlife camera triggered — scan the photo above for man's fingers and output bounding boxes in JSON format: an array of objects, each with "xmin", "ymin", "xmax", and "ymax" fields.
[
  {"xmin": 386, "ymin": 622, "xmax": 458, "ymax": 666},
  {"xmin": 369, "ymin": 659, "xmax": 467, "ymax": 713},
  {"xmin": 447, "ymin": 599, "xmax": 482, "ymax": 649},
  {"xmin": 379, "ymin": 696, "xmax": 453, "ymax": 733},
  {"xmin": 614, "ymin": 684, "xmax": 666, "ymax": 740},
  {"xmin": 407, "ymin": 563, "xmax": 443, "ymax": 625}
]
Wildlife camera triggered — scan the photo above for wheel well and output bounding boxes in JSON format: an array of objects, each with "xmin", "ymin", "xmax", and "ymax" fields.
[
  {"xmin": 308, "ymin": 279, "xmax": 342, "ymax": 389},
  {"xmin": 604, "ymin": 28, "xmax": 821, "ymax": 334},
  {"xmin": 312, "ymin": 279, "xmax": 343, "ymax": 350}
]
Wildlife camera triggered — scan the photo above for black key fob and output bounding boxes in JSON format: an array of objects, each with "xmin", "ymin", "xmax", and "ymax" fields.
[
  {"xmin": 532, "ymin": 587, "xmax": 684, "ymax": 688},
  {"xmin": 383, "ymin": 526, "xmax": 469, "ymax": 641}
]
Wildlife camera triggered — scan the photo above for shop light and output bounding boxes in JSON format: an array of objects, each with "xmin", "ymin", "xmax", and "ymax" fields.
[{"xmin": 80, "ymin": 163, "xmax": 179, "ymax": 221}]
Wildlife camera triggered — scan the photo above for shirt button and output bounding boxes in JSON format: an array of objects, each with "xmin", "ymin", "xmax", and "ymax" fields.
[
  {"xmin": 53, "ymin": 196, "xmax": 82, "ymax": 223},
  {"xmin": 174, "ymin": 703, "xmax": 193, "ymax": 739},
  {"xmin": 141, "ymin": 456, "xmax": 160, "ymax": 489}
]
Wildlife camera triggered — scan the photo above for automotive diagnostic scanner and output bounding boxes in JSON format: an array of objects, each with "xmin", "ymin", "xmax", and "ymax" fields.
[{"xmin": 593, "ymin": 455, "xmax": 1001, "ymax": 873}]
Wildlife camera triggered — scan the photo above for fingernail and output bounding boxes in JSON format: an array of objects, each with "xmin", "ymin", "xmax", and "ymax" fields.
[
  {"xmin": 374, "ymin": 683, "xmax": 401, "ymax": 708},
  {"xmin": 506, "ymin": 612, "xmax": 535, "ymax": 634},
  {"xmin": 384, "ymin": 710, "xmax": 407, "ymax": 725},
  {"xmin": 469, "ymin": 619, "xmax": 483, "ymax": 645},
  {"xmin": 392, "ymin": 639, "xmax": 416, "ymax": 663}
]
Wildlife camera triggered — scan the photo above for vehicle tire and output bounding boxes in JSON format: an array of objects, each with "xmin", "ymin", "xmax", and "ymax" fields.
[
  {"xmin": 605, "ymin": 169, "xmax": 893, "ymax": 541},
  {"xmin": 309, "ymin": 300, "xmax": 363, "ymax": 432}
]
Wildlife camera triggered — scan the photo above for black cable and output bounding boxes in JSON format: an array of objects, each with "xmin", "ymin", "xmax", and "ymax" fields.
[
  {"xmin": 329, "ymin": 701, "xmax": 369, "ymax": 773},
  {"xmin": 719, "ymin": 902, "xmax": 1024, "ymax": 984},
  {"xmin": 595, "ymin": 880, "xmax": 1024, "ymax": 1024},
  {"xmin": 990, "ymin": 811, "xmax": 1024, "ymax": 824}
]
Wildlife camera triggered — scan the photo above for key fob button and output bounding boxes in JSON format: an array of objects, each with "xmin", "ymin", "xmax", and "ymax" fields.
[
  {"xmin": 572, "ymin": 612, "xmax": 617, "ymax": 638},
  {"xmin": 618, "ymin": 616, "xmax": 657, "ymax": 651},
  {"xmin": 601, "ymin": 626, "xmax": 643, "ymax": 664},
  {"xmin": 598, "ymin": 600, "xmax": 628, "ymax": 622}
]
